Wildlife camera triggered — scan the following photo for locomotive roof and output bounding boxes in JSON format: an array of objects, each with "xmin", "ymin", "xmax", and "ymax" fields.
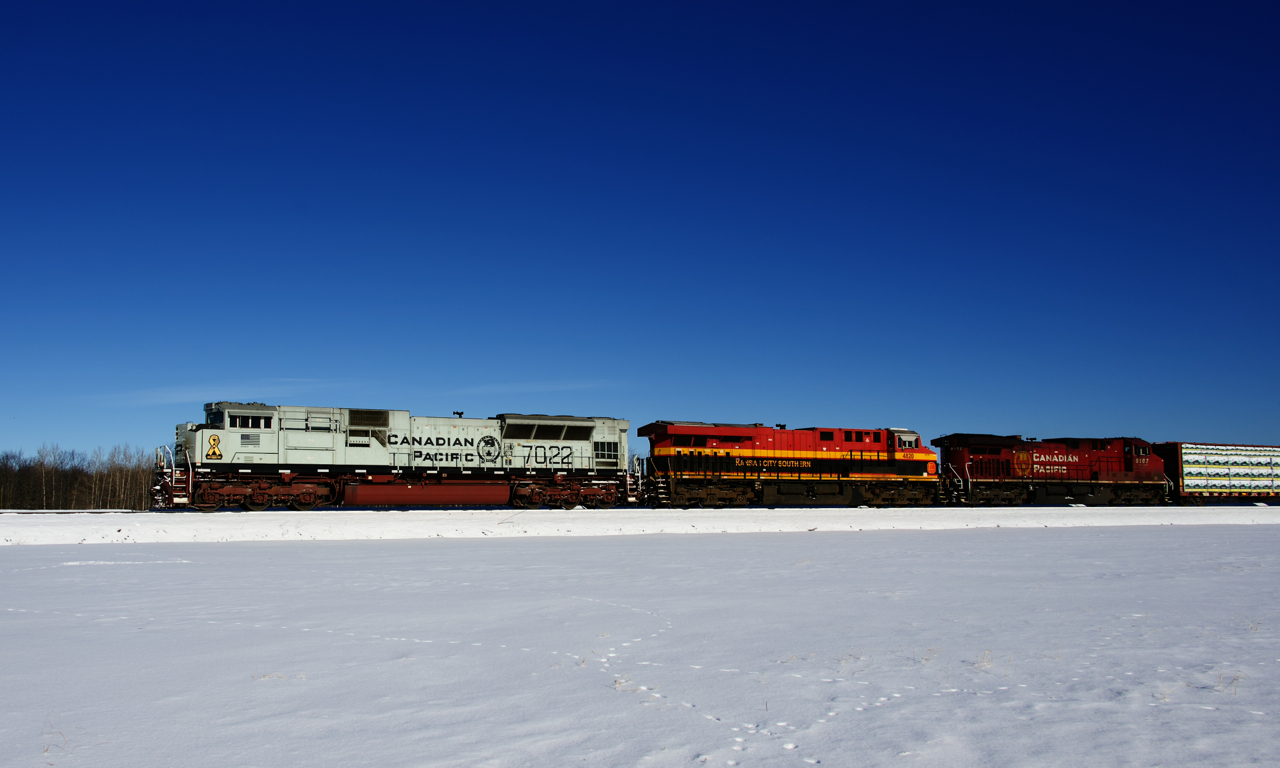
[
  {"xmin": 205, "ymin": 401, "xmax": 273, "ymax": 411},
  {"xmin": 647, "ymin": 420, "xmax": 767, "ymax": 428},
  {"xmin": 930, "ymin": 433, "xmax": 1024, "ymax": 447},
  {"xmin": 495, "ymin": 413, "xmax": 620, "ymax": 422},
  {"xmin": 638, "ymin": 421, "xmax": 898, "ymax": 437},
  {"xmin": 1043, "ymin": 436, "xmax": 1150, "ymax": 443},
  {"xmin": 932, "ymin": 433, "xmax": 1152, "ymax": 447},
  {"xmin": 202, "ymin": 405, "xmax": 624, "ymax": 422}
]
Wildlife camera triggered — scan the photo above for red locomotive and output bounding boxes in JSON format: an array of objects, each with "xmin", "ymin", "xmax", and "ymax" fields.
[
  {"xmin": 638, "ymin": 421, "xmax": 938, "ymax": 507},
  {"xmin": 930, "ymin": 433, "xmax": 1166, "ymax": 506}
]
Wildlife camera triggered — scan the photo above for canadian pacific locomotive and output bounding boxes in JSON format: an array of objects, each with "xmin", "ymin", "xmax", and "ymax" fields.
[
  {"xmin": 152, "ymin": 401, "xmax": 1280, "ymax": 509},
  {"xmin": 930, "ymin": 433, "xmax": 1167, "ymax": 506},
  {"xmin": 153, "ymin": 402, "xmax": 630, "ymax": 511}
]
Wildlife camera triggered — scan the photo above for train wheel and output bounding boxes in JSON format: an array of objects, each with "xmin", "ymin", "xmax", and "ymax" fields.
[
  {"xmin": 192, "ymin": 503, "xmax": 218, "ymax": 512},
  {"xmin": 240, "ymin": 500, "xmax": 268, "ymax": 512},
  {"xmin": 287, "ymin": 501, "xmax": 316, "ymax": 511},
  {"xmin": 559, "ymin": 499, "xmax": 577, "ymax": 510}
]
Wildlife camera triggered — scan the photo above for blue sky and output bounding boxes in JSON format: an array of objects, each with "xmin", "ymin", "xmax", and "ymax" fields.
[{"xmin": 2, "ymin": 2, "xmax": 1277, "ymax": 454}]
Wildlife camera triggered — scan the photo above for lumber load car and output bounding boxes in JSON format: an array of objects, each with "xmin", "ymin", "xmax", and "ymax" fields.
[
  {"xmin": 638, "ymin": 421, "xmax": 938, "ymax": 507},
  {"xmin": 931, "ymin": 433, "xmax": 1167, "ymax": 506},
  {"xmin": 1152, "ymin": 441, "xmax": 1280, "ymax": 505},
  {"xmin": 153, "ymin": 402, "xmax": 630, "ymax": 510}
]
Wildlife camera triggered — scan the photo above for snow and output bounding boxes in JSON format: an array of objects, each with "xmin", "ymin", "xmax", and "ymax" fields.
[
  {"xmin": 2, "ymin": 504, "xmax": 1279, "ymax": 545},
  {"xmin": 2, "ymin": 512, "xmax": 1278, "ymax": 766}
]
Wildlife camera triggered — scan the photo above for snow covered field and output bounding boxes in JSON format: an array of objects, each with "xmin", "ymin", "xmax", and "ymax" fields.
[{"xmin": 2, "ymin": 514, "xmax": 1278, "ymax": 766}]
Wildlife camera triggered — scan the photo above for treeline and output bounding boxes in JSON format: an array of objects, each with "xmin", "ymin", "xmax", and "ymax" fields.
[{"xmin": 0, "ymin": 445, "xmax": 154, "ymax": 511}]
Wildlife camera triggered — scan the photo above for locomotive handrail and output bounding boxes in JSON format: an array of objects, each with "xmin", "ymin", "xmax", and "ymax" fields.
[
  {"xmin": 156, "ymin": 445, "xmax": 174, "ymax": 471},
  {"xmin": 182, "ymin": 448, "xmax": 193, "ymax": 498}
]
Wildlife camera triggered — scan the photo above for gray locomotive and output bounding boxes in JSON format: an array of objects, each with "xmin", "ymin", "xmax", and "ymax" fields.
[{"xmin": 153, "ymin": 402, "xmax": 630, "ymax": 510}]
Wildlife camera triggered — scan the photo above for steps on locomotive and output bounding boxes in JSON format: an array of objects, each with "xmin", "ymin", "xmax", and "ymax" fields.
[{"xmin": 169, "ymin": 467, "xmax": 190, "ymax": 505}]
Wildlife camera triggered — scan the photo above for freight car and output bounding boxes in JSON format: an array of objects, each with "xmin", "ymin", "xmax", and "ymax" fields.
[
  {"xmin": 1152, "ymin": 441, "xmax": 1280, "ymax": 505},
  {"xmin": 637, "ymin": 421, "xmax": 938, "ymax": 507},
  {"xmin": 152, "ymin": 402, "xmax": 630, "ymax": 510},
  {"xmin": 931, "ymin": 433, "xmax": 1167, "ymax": 506}
]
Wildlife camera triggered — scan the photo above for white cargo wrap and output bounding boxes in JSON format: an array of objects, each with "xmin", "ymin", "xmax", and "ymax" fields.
[{"xmin": 1178, "ymin": 443, "xmax": 1280, "ymax": 492}]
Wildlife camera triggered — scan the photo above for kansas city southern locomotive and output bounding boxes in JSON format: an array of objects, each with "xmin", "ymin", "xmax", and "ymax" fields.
[
  {"xmin": 152, "ymin": 401, "xmax": 1280, "ymax": 509},
  {"xmin": 639, "ymin": 421, "xmax": 937, "ymax": 508}
]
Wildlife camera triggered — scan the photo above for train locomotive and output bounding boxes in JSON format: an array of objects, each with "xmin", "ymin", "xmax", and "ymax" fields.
[
  {"xmin": 153, "ymin": 402, "xmax": 630, "ymax": 511},
  {"xmin": 638, "ymin": 421, "xmax": 937, "ymax": 507},
  {"xmin": 930, "ymin": 433, "xmax": 1167, "ymax": 506}
]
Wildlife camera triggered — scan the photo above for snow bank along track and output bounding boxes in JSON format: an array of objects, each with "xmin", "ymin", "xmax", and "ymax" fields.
[{"xmin": 3, "ymin": 505, "xmax": 1280, "ymax": 545}]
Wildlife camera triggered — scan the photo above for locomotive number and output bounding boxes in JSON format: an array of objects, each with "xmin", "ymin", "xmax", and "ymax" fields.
[{"xmin": 524, "ymin": 445, "xmax": 574, "ymax": 466}]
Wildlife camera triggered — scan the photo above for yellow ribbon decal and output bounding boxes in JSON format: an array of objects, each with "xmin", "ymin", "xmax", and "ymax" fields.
[{"xmin": 206, "ymin": 433, "xmax": 223, "ymax": 460}]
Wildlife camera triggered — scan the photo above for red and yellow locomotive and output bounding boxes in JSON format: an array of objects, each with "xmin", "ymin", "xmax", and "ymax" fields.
[{"xmin": 639, "ymin": 421, "xmax": 938, "ymax": 507}]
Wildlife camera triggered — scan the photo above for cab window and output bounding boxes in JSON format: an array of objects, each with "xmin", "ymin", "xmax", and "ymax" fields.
[{"xmin": 229, "ymin": 414, "xmax": 272, "ymax": 429}]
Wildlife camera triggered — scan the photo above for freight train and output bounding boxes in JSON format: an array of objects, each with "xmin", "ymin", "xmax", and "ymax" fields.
[{"xmin": 151, "ymin": 401, "xmax": 1279, "ymax": 510}]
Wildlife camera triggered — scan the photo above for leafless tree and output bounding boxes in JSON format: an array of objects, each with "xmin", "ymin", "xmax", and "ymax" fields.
[{"xmin": 0, "ymin": 444, "xmax": 152, "ymax": 511}]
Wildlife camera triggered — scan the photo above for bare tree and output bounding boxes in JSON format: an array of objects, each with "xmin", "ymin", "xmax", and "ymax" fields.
[{"xmin": 0, "ymin": 444, "xmax": 153, "ymax": 511}]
